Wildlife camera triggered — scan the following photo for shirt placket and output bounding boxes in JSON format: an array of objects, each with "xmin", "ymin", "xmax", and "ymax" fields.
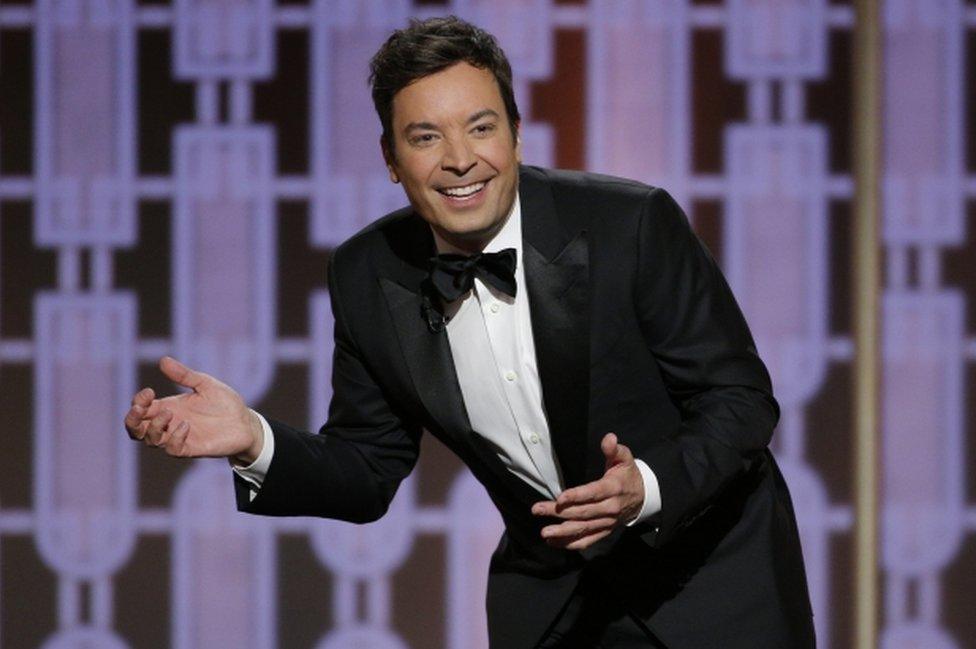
[{"xmin": 476, "ymin": 278, "xmax": 560, "ymax": 499}]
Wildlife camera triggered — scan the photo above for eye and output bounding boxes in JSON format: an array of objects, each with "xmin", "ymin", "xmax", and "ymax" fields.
[
  {"xmin": 472, "ymin": 123, "xmax": 496, "ymax": 136},
  {"xmin": 409, "ymin": 133, "xmax": 439, "ymax": 146}
]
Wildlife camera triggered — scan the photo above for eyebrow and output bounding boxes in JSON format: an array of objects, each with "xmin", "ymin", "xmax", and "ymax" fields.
[
  {"xmin": 403, "ymin": 109, "xmax": 500, "ymax": 135},
  {"xmin": 466, "ymin": 109, "xmax": 499, "ymax": 124}
]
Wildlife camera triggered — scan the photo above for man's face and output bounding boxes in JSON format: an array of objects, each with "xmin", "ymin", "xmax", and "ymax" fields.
[{"xmin": 384, "ymin": 62, "xmax": 522, "ymax": 252}]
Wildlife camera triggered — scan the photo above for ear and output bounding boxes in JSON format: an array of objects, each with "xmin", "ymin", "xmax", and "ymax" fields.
[{"xmin": 381, "ymin": 136, "xmax": 400, "ymax": 184}]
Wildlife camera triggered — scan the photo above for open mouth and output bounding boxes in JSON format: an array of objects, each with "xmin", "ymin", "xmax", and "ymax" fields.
[{"xmin": 437, "ymin": 180, "xmax": 488, "ymax": 201}]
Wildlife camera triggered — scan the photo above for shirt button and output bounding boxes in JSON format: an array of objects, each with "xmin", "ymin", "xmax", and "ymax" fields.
[
  {"xmin": 528, "ymin": 433, "xmax": 540, "ymax": 444},
  {"xmin": 505, "ymin": 371, "xmax": 517, "ymax": 382},
  {"xmin": 489, "ymin": 303, "xmax": 500, "ymax": 313}
]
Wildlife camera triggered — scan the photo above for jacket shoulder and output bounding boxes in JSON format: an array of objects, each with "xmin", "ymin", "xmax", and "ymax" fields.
[
  {"xmin": 522, "ymin": 166, "xmax": 667, "ymax": 225},
  {"xmin": 524, "ymin": 165, "xmax": 660, "ymax": 203}
]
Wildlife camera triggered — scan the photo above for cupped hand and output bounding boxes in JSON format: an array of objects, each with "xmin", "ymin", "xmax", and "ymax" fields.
[
  {"xmin": 530, "ymin": 433, "xmax": 645, "ymax": 551},
  {"xmin": 124, "ymin": 356, "xmax": 264, "ymax": 463}
]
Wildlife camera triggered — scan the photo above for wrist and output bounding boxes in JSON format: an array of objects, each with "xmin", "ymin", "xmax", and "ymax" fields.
[{"xmin": 231, "ymin": 410, "xmax": 264, "ymax": 466}]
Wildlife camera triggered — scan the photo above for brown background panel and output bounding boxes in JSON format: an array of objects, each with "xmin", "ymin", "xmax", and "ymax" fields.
[
  {"xmin": 254, "ymin": 363, "xmax": 311, "ymax": 429},
  {"xmin": 115, "ymin": 201, "xmax": 172, "ymax": 338},
  {"xmin": 827, "ymin": 531, "xmax": 853, "ymax": 649},
  {"xmin": 0, "ymin": 30, "xmax": 33, "ymax": 175},
  {"xmin": 0, "ymin": 202, "xmax": 57, "ymax": 338},
  {"xmin": 394, "ymin": 534, "xmax": 448, "ymax": 648},
  {"xmin": 967, "ymin": 362, "xmax": 976, "ymax": 506},
  {"xmin": 828, "ymin": 200, "xmax": 852, "ymax": 337},
  {"xmin": 942, "ymin": 201, "xmax": 976, "ymax": 333},
  {"xmin": 1, "ymin": 535, "xmax": 58, "ymax": 647},
  {"xmin": 279, "ymin": 534, "xmax": 334, "ymax": 648},
  {"xmin": 806, "ymin": 362, "xmax": 853, "ymax": 505},
  {"xmin": 691, "ymin": 200, "xmax": 724, "ymax": 269},
  {"xmin": 806, "ymin": 30, "xmax": 853, "ymax": 175},
  {"xmin": 691, "ymin": 29, "xmax": 747, "ymax": 174},
  {"xmin": 254, "ymin": 30, "xmax": 311, "ymax": 176},
  {"xmin": 137, "ymin": 30, "xmax": 195, "ymax": 175},
  {"xmin": 115, "ymin": 535, "xmax": 172, "ymax": 648},
  {"xmin": 276, "ymin": 201, "xmax": 331, "ymax": 338},
  {"xmin": 0, "ymin": 363, "xmax": 34, "ymax": 509},
  {"xmin": 530, "ymin": 29, "xmax": 587, "ymax": 171},
  {"xmin": 943, "ymin": 532, "xmax": 976, "ymax": 647}
]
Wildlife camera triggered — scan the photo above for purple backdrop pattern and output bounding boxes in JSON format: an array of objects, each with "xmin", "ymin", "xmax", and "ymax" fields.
[{"xmin": 0, "ymin": 0, "xmax": 974, "ymax": 648}]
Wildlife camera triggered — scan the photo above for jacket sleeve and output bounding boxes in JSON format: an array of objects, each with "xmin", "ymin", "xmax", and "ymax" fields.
[
  {"xmin": 235, "ymin": 255, "xmax": 422, "ymax": 523},
  {"xmin": 632, "ymin": 187, "xmax": 779, "ymax": 547}
]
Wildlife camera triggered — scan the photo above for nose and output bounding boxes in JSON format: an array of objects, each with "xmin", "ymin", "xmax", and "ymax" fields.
[{"xmin": 441, "ymin": 137, "xmax": 477, "ymax": 175}]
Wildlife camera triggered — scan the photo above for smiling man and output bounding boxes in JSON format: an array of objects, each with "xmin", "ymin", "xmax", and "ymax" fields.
[
  {"xmin": 125, "ymin": 16, "xmax": 815, "ymax": 649},
  {"xmin": 384, "ymin": 63, "xmax": 521, "ymax": 253}
]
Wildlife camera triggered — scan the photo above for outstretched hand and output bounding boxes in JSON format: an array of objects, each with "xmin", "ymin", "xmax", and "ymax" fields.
[
  {"xmin": 531, "ymin": 433, "xmax": 645, "ymax": 551},
  {"xmin": 123, "ymin": 356, "xmax": 263, "ymax": 463}
]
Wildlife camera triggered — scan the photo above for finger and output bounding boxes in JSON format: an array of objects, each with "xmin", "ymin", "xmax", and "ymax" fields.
[
  {"xmin": 542, "ymin": 518, "xmax": 615, "ymax": 540},
  {"xmin": 165, "ymin": 420, "xmax": 191, "ymax": 457},
  {"xmin": 124, "ymin": 404, "xmax": 148, "ymax": 439},
  {"xmin": 532, "ymin": 500, "xmax": 557, "ymax": 517},
  {"xmin": 155, "ymin": 415, "xmax": 181, "ymax": 448},
  {"xmin": 541, "ymin": 518, "xmax": 615, "ymax": 544},
  {"xmin": 125, "ymin": 417, "xmax": 149, "ymax": 441},
  {"xmin": 159, "ymin": 356, "xmax": 206, "ymax": 391},
  {"xmin": 564, "ymin": 529, "xmax": 613, "ymax": 551},
  {"xmin": 145, "ymin": 408, "xmax": 173, "ymax": 446},
  {"xmin": 556, "ymin": 478, "xmax": 617, "ymax": 508},
  {"xmin": 131, "ymin": 387, "xmax": 155, "ymax": 408},
  {"xmin": 540, "ymin": 500, "xmax": 620, "ymax": 521},
  {"xmin": 143, "ymin": 399, "xmax": 164, "ymax": 419}
]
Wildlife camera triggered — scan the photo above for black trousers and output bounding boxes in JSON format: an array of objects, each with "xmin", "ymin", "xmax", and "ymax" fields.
[{"xmin": 535, "ymin": 570, "xmax": 668, "ymax": 649}]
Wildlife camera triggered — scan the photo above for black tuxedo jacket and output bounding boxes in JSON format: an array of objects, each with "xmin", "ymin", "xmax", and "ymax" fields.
[{"xmin": 236, "ymin": 166, "xmax": 815, "ymax": 648}]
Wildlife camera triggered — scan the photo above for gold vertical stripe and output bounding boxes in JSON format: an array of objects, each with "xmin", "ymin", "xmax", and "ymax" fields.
[{"xmin": 852, "ymin": 1, "xmax": 882, "ymax": 648}]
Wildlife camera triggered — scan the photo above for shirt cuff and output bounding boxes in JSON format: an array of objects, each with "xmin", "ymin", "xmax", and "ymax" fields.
[
  {"xmin": 627, "ymin": 459, "xmax": 662, "ymax": 527},
  {"xmin": 230, "ymin": 410, "xmax": 274, "ymax": 501}
]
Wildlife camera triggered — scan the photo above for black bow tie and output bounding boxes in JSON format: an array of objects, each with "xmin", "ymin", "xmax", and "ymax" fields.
[
  {"xmin": 420, "ymin": 248, "xmax": 517, "ymax": 333},
  {"xmin": 426, "ymin": 248, "xmax": 518, "ymax": 303}
]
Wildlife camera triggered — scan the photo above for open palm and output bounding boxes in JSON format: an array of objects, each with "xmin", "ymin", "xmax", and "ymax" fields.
[{"xmin": 124, "ymin": 356, "xmax": 262, "ymax": 461}]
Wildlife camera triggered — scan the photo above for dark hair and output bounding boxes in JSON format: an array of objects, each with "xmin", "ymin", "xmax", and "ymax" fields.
[{"xmin": 369, "ymin": 16, "xmax": 521, "ymax": 153}]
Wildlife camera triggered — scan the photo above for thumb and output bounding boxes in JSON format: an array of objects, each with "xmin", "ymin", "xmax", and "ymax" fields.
[
  {"xmin": 159, "ymin": 356, "xmax": 206, "ymax": 391},
  {"xmin": 602, "ymin": 432, "xmax": 633, "ymax": 471},
  {"xmin": 602, "ymin": 432, "xmax": 618, "ymax": 470}
]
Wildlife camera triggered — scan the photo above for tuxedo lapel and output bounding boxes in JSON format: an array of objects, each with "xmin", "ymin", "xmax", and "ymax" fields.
[
  {"xmin": 375, "ymin": 215, "xmax": 473, "ymax": 441},
  {"xmin": 520, "ymin": 169, "xmax": 592, "ymax": 488},
  {"xmin": 380, "ymin": 277, "xmax": 473, "ymax": 438}
]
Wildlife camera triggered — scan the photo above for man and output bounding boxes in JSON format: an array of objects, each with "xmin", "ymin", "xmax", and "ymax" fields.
[{"xmin": 125, "ymin": 16, "xmax": 815, "ymax": 648}]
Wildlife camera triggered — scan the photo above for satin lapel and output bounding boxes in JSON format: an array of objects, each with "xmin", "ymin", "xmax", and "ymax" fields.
[
  {"xmin": 370, "ymin": 214, "xmax": 470, "ymax": 441},
  {"xmin": 521, "ymin": 170, "xmax": 592, "ymax": 488},
  {"xmin": 379, "ymin": 277, "xmax": 474, "ymax": 440}
]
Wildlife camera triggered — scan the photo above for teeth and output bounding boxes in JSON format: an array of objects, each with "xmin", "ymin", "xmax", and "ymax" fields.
[{"xmin": 441, "ymin": 182, "xmax": 485, "ymax": 198}]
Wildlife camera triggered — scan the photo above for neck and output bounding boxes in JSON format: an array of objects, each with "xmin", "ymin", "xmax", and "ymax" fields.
[
  {"xmin": 432, "ymin": 230, "xmax": 493, "ymax": 255},
  {"xmin": 431, "ymin": 199, "xmax": 518, "ymax": 256}
]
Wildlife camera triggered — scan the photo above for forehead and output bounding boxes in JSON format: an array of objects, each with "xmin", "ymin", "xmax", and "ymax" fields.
[{"xmin": 390, "ymin": 62, "xmax": 506, "ymax": 126}]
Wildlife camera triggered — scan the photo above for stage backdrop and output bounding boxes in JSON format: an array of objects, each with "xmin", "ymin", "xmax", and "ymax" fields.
[{"xmin": 1, "ymin": 0, "xmax": 975, "ymax": 647}]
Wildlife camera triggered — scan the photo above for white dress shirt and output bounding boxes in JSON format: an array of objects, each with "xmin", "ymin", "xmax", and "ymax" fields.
[{"xmin": 235, "ymin": 194, "xmax": 661, "ymax": 525}]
